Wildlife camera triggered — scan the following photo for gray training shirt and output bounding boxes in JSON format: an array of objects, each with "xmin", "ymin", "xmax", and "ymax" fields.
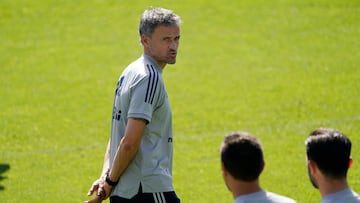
[{"xmin": 109, "ymin": 54, "xmax": 174, "ymax": 199}]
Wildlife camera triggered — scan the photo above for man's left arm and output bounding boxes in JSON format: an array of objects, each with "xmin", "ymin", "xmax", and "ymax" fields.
[{"xmin": 102, "ymin": 117, "xmax": 147, "ymax": 199}]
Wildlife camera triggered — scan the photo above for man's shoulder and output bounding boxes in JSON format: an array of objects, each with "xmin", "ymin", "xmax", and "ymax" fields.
[
  {"xmin": 340, "ymin": 189, "xmax": 360, "ymax": 202},
  {"xmin": 265, "ymin": 191, "xmax": 297, "ymax": 203},
  {"xmin": 125, "ymin": 56, "xmax": 159, "ymax": 77},
  {"xmin": 322, "ymin": 188, "xmax": 360, "ymax": 203}
]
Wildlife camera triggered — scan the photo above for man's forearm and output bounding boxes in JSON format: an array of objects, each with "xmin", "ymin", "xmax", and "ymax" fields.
[
  {"xmin": 108, "ymin": 138, "xmax": 140, "ymax": 182},
  {"xmin": 107, "ymin": 118, "xmax": 146, "ymax": 183}
]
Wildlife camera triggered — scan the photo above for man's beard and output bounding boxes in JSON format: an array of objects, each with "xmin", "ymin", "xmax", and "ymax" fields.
[{"xmin": 308, "ymin": 165, "xmax": 319, "ymax": 189}]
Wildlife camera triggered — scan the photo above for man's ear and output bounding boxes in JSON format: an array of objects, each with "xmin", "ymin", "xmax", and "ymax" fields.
[
  {"xmin": 141, "ymin": 34, "xmax": 150, "ymax": 46},
  {"xmin": 221, "ymin": 162, "xmax": 228, "ymax": 176},
  {"xmin": 260, "ymin": 161, "xmax": 265, "ymax": 173},
  {"xmin": 308, "ymin": 159, "xmax": 318, "ymax": 175},
  {"xmin": 349, "ymin": 157, "xmax": 353, "ymax": 168}
]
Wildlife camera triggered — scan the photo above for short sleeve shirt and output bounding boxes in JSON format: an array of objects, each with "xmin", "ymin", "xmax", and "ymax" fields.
[
  {"xmin": 234, "ymin": 190, "xmax": 297, "ymax": 203},
  {"xmin": 109, "ymin": 55, "xmax": 174, "ymax": 198},
  {"xmin": 321, "ymin": 188, "xmax": 360, "ymax": 203}
]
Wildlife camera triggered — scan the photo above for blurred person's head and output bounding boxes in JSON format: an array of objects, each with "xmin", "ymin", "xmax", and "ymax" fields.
[
  {"xmin": 220, "ymin": 131, "xmax": 264, "ymax": 189},
  {"xmin": 305, "ymin": 128, "xmax": 352, "ymax": 190}
]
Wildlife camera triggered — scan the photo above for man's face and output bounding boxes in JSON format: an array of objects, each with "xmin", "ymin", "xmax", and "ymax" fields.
[{"xmin": 143, "ymin": 25, "xmax": 180, "ymax": 68}]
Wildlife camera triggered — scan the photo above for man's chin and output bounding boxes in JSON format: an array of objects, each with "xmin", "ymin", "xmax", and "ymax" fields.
[{"xmin": 166, "ymin": 60, "xmax": 176, "ymax": 65}]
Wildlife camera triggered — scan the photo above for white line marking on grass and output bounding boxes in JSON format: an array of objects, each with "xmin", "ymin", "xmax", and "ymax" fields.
[
  {"xmin": 2, "ymin": 116, "xmax": 359, "ymax": 157},
  {"xmin": 1, "ymin": 145, "xmax": 104, "ymax": 157},
  {"xmin": 178, "ymin": 115, "xmax": 360, "ymax": 140}
]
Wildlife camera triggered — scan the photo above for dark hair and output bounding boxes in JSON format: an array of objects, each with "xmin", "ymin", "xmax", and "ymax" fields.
[
  {"xmin": 220, "ymin": 132, "xmax": 264, "ymax": 181},
  {"xmin": 139, "ymin": 7, "xmax": 181, "ymax": 37},
  {"xmin": 305, "ymin": 128, "xmax": 352, "ymax": 179}
]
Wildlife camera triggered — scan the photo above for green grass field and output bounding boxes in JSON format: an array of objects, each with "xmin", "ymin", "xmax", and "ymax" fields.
[{"xmin": 1, "ymin": 0, "xmax": 359, "ymax": 202}]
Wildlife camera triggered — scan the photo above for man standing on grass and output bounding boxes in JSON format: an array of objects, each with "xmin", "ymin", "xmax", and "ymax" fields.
[
  {"xmin": 84, "ymin": 7, "xmax": 181, "ymax": 203},
  {"xmin": 220, "ymin": 131, "xmax": 296, "ymax": 203},
  {"xmin": 305, "ymin": 127, "xmax": 360, "ymax": 203}
]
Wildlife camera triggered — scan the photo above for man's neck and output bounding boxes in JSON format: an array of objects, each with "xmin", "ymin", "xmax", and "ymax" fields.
[
  {"xmin": 143, "ymin": 53, "xmax": 166, "ymax": 69},
  {"xmin": 320, "ymin": 178, "xmax": 349, "ymax": 197},
  {"xmin": 231, "ymin": 180, "xmax": 262, "ymax": 199}
]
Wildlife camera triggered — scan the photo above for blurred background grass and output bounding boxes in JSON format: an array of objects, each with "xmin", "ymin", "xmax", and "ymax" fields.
[{"xmin": 1, "ymin": 0, "xmax": 359, "ymax": 202}]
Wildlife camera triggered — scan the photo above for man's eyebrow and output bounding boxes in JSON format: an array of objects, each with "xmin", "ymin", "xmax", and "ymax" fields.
[{"xmin": 163, "ymin": 35, "xmax": 180, "ymax": 40}]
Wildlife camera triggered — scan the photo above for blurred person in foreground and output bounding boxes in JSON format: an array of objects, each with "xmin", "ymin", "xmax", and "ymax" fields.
[
  {"xmin": 220, "ymin": 131, "xmax": 296, "ymax": 203},
  {"xmin": 305, "ymin": 127, "xmax": 360, "ymax": 203},
  {"xmin": 84, "ymin": 7, "xmax": 182, "ymax": 203}
]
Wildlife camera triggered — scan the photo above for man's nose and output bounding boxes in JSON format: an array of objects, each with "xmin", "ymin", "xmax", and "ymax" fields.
[{"xmin": 169, "ymin": 40, "xmax": 178, "ymax": 50}]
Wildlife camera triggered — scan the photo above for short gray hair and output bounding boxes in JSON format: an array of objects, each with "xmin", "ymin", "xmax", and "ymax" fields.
[{"xmin": 139, "ymin": 7, "xmax": 181, "ymax": 37}]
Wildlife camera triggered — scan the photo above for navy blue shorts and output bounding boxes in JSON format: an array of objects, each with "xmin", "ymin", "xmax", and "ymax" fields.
[{"xmin": 110, "ymin": 185, "xmax": 180, "ymax": 203}]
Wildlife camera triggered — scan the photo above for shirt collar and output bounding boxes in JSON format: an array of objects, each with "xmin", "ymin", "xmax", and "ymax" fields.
[
  {"xmin": 142, "ymin": 54, "xmax": 162, "ymax": 73},
  {"xmin": 321, "ymin": 188, "xmax": 353, "ymax": 203},
  {"xmin": 234, "ymin": 190, "xmax": 266, "ymax": 203}
]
